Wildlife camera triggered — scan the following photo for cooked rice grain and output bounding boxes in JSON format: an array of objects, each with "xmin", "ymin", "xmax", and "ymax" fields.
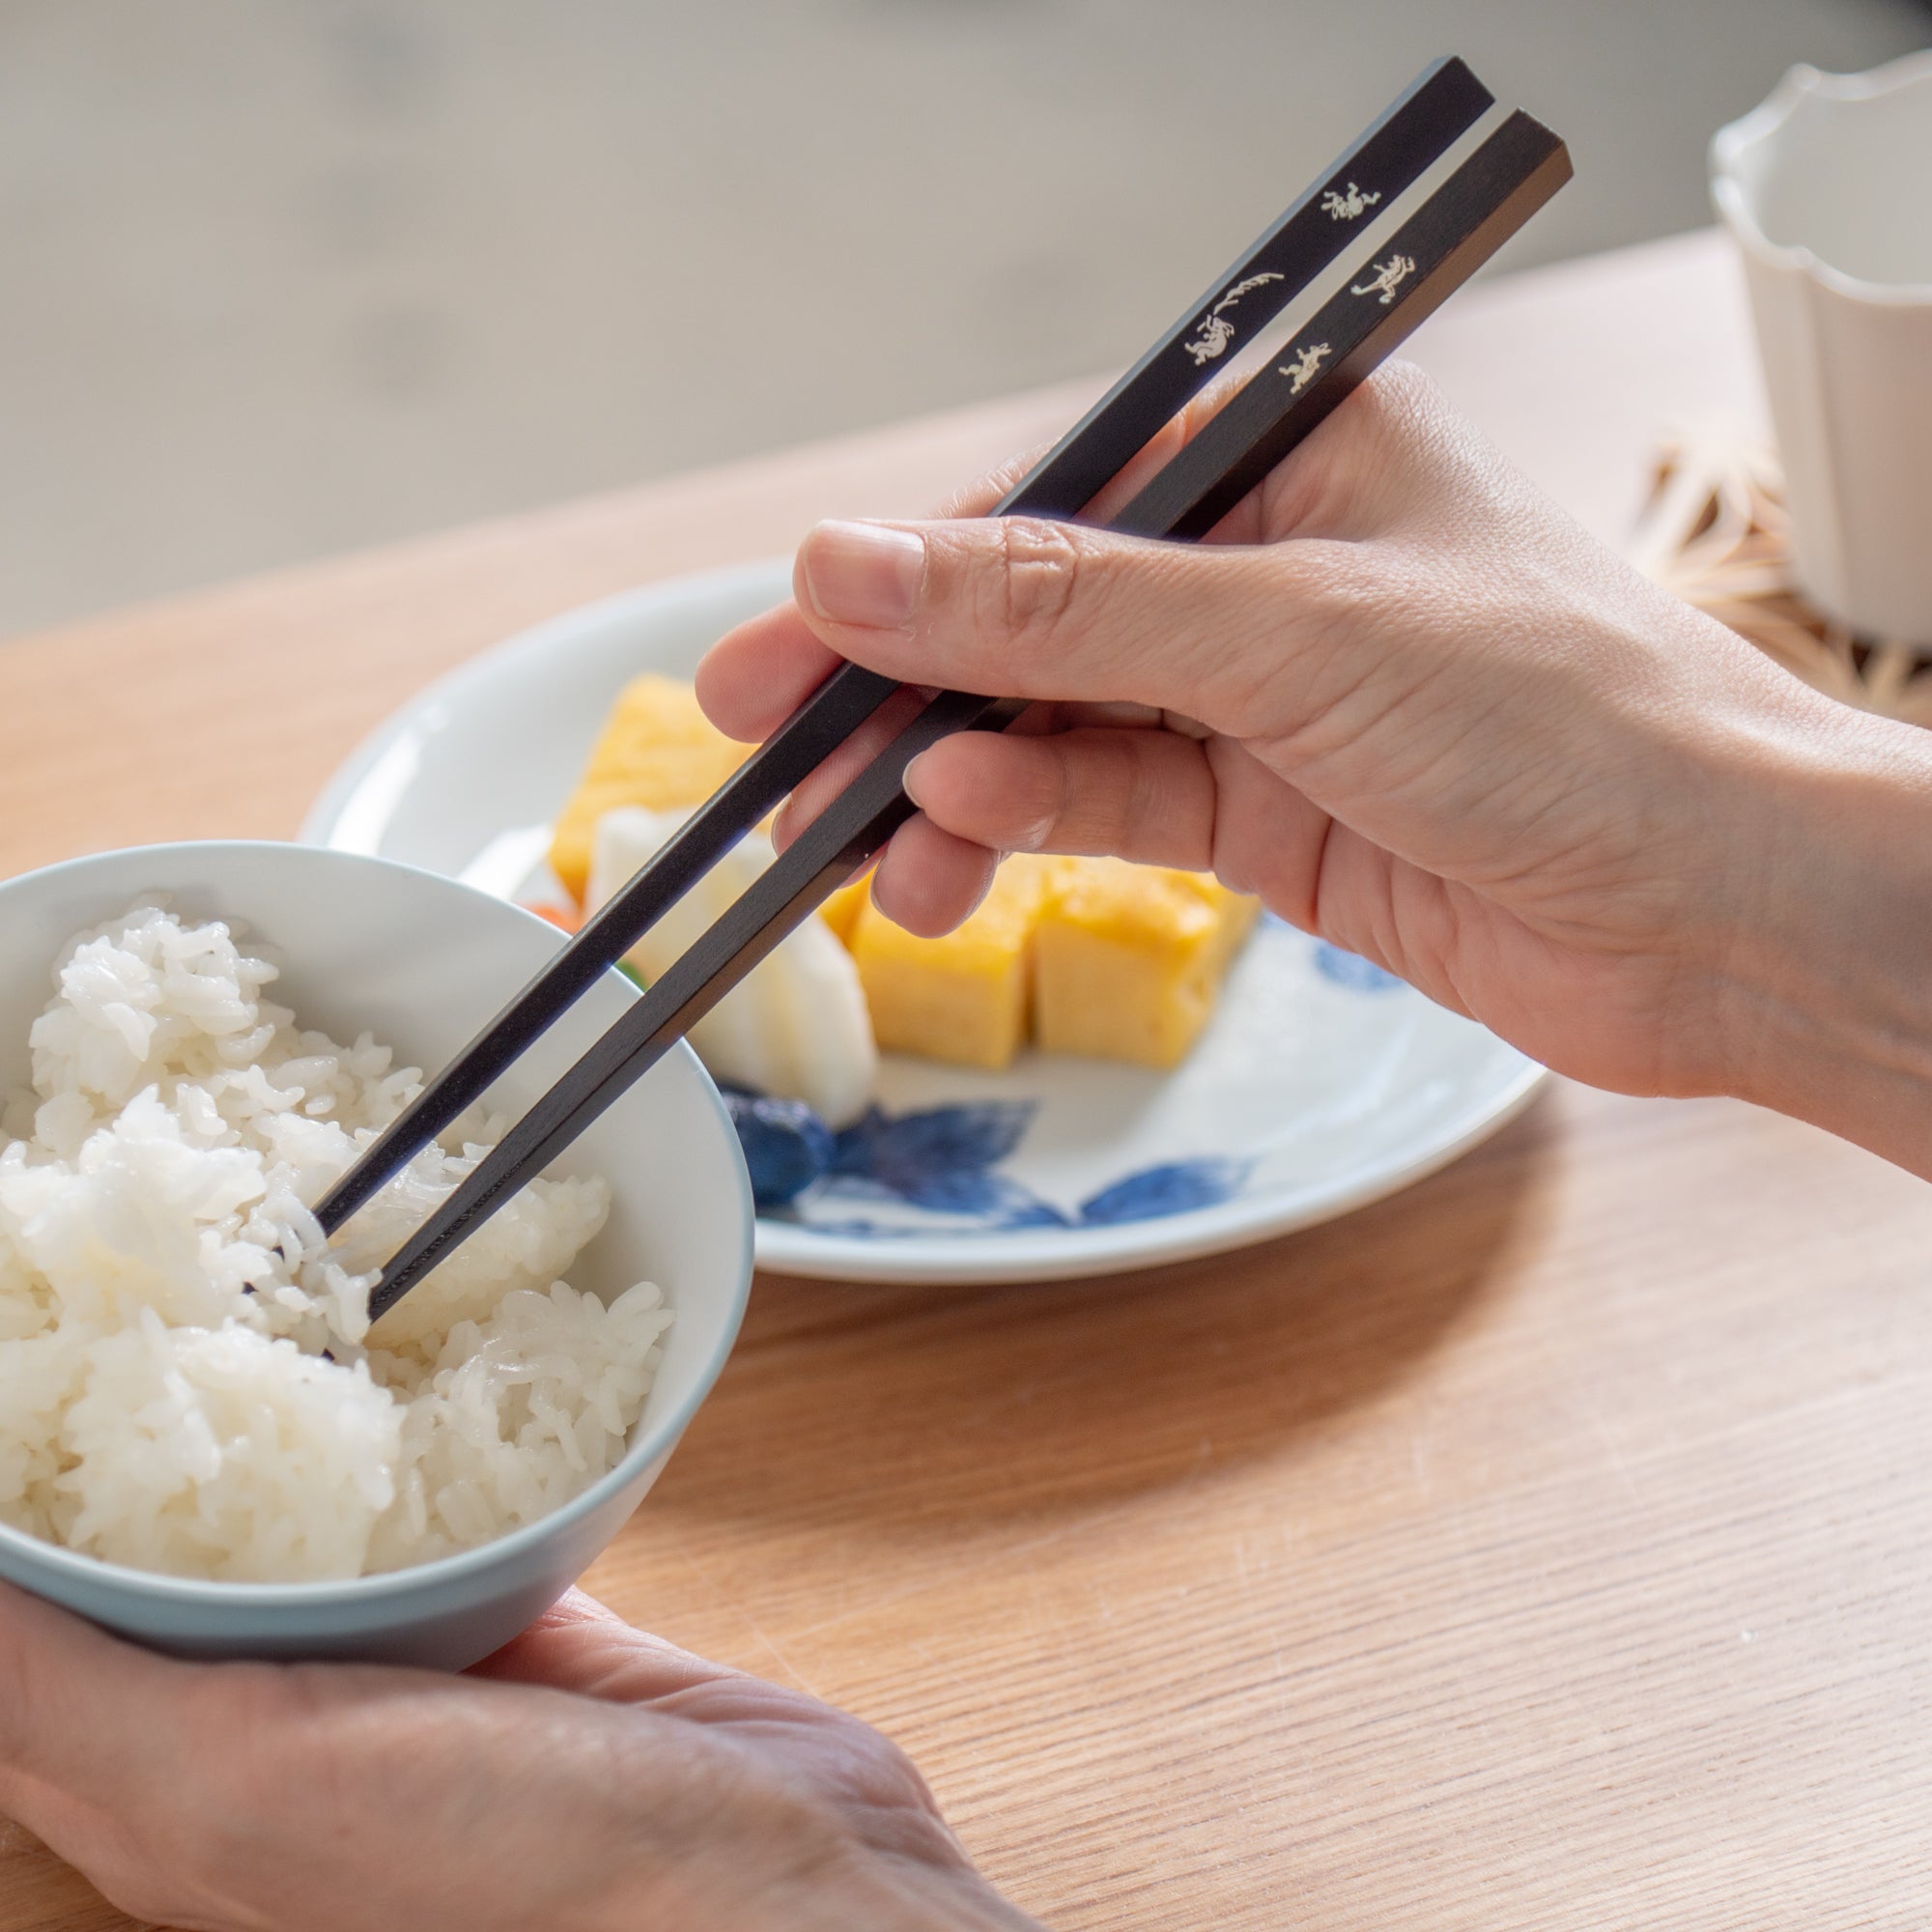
[{"xmin": 0, "ymin": 903, "xmax": 669, "ymax": 1582}]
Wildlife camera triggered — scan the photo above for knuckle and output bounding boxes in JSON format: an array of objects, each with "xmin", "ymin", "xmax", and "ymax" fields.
[
  {"xmin": 1310, "ymin": 362, "xmax": 1445, "ymax": 489},
  {"xmin": 1001, "ymin": 750, "xmax": 1067, "ymax": 853},
  {"xmin": 1351, "ymin": 363, "xmax": 1484, "ymax": 498},
  {"xmin": 1352, "ymin": 358, "xmax": 1448, "ymax": 446},
  {"xmin": 1094, "ymin": 732, "xmax": 1151, "ymax": 838},
  {"xmin": 1365, "ymin": 356, "xmax": 1441, "ymax": 413},
  {"xmin": 989, "ymin": 517, "xmax": 1090, "ymax": 658}
]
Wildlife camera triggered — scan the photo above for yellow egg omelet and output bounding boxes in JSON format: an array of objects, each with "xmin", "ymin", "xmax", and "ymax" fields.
[
  {"xmin": 839, "ymin": 854, "xmax": 1258, "ymax": 1072},
  {"xmin": 848, "ymin": 855, "xmax": 1058, "ymax": 1072},
  {"xmin": 1032, "ymin": 858, "xmax": 1261, "ymax": 1069},
  {"xmin": 550, "ymin": 674, "xmax": 751, "ymax": 903}
]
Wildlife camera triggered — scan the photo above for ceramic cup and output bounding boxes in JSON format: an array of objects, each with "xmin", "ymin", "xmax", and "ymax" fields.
[{"xmin": 1712, "ymin": 50, "xmax": 1932, "ymax": 645}]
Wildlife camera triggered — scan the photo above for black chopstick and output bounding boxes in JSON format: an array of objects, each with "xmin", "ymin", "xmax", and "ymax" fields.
[
  {"xmin": 987, "ymin": 54, "xmax": 1492, "ymax": 515},
  {"xmin": 363, "ymin": 99, "xmax": 1571, "ymax": 1321},
  {"xmin": 315, "ymin": 56, "xmax": 1493, "ymax": 1239},
  {"xmin": 1109, "ymin": 111, "xmax": 1571, "ymax": 541}
]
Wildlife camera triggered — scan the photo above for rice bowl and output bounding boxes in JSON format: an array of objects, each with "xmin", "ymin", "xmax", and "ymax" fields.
[{"xmin": 0, "ymin": 843, "xmax": 753, "ymax": 1668}]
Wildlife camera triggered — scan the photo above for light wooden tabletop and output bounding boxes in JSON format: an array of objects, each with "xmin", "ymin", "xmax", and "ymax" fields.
[{"xmin": 2, "ymin": 230, "xmax": 1928, "ymax": 1931}]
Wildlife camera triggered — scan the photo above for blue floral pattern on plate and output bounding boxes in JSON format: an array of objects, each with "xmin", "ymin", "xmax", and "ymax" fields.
[
  {"xmin": 764, "ymin": 1105, "xmax": 1257, "ymax": 1239},
  {"xmin": 1077, "ymin": 1157, "xmax": 1256, "ymax": 1225},
  {"xmin": 746, "ymin": 928, "xmax": 1417, "ymax": 1240},
  {"xmin": 782, "ymin": 1102, "xmax": 1072, "ymax": 1234},
  {"xmin": 831, "ymin": 1101, "xmax": 1034, "ymax": 1190}
]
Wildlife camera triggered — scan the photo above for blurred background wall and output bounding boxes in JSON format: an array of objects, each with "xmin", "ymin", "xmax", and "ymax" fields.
[{"xmin": 2, "ymin": 0, "xmax": 1927, "ymax": 640}]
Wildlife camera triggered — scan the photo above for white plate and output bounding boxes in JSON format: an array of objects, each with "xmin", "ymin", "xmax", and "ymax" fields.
[{"xmin": 302, "ymin": 558, "xmax": 1545, "ymax": 1285}]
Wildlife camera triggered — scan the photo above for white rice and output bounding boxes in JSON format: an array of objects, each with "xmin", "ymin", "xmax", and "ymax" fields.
[{"xmin": 0, "ymin": 902, "xmax": 671, "ymax": 1582}]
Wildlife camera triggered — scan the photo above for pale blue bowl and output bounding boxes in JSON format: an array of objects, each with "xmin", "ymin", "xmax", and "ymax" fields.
[{"xmin": 0, "ymin": 842, "xmax": 753, "ymax": 1669}]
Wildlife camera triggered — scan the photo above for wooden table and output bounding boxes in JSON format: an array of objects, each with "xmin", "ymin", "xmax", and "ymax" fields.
[{"xmin": 3, "ymin": 231, "xmax": 1928, "ymax": 1929}]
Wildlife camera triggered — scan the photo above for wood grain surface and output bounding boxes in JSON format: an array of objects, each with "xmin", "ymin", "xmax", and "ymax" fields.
[{"xmin": 1, "ymin": 231, "xmax": 1926, "ymax": 1930}]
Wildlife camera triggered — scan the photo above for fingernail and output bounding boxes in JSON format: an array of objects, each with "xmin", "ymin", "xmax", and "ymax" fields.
[
  {"xmin": 801, "ymin": 521, "xmax": 925, "ymax": 630},
  {"xmin": 901, "ymin": 748, "xmax": 933, "ymax": 809}
]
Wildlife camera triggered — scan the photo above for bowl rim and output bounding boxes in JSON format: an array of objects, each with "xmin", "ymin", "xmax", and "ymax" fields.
[{"xmin": 0, "ymin": 838, "xmax": 755, "ymax": 1606}]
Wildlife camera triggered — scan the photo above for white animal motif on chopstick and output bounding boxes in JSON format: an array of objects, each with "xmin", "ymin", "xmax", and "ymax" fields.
[
  {"xmin": 1182, "ymin": 271, "xmax": 1286, "ymax": 365},
  {"xmin": 1185, "ymin": 314, "xmax": 1237, "ymax": 365},
  {"xmin": 1321, "ymin": 182, "xmax": 1380, "ymax": 221},
  {"xmin": 1350, "ymin": 254, "xmax": 1415, "ymax": 305},
  {"xmin": 1278, "ymin": 342, "xmax": 1331, "ymax": 395}
]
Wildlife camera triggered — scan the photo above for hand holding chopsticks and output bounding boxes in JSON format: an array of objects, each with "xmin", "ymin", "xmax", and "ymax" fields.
[
  {"xmin": 316, "ymin": 54, "xmax": 1494, "ymax": 1239},
  {"xmin": 327, "ymin": 61, "xmax": 1570, "ymax": 1319}
]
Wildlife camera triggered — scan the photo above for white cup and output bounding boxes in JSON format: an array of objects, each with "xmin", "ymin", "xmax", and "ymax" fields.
[{"xmin": 1712, "ymin": 51, "xmax": 1932, "ymax": 645}]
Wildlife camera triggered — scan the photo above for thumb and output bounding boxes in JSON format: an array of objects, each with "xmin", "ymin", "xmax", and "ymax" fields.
[
  {"xmin": 469, "ymin": 1587, "xmax": 750, "ymax": 1703},
  {"xmin": 791, "ymin": 514, "xmax": 1332, "ymax": 728}
]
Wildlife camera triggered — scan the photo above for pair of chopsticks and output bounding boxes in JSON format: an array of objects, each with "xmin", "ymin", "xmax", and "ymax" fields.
[{"xmin": 322, "ymin": 59, "xmax": 1569, "ymax": 1320}]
